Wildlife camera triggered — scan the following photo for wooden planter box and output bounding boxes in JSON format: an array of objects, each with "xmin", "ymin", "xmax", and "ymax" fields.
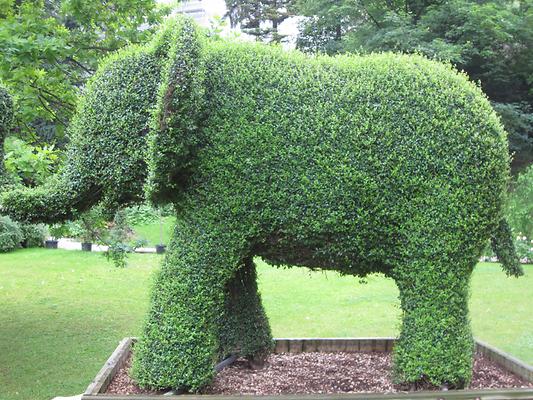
[{"xmin": 82, "ymin": 338, "xmax": 533, "ymax": 400}]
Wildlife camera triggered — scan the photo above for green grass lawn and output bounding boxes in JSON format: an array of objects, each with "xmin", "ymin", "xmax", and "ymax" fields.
[
  {"xmin": 132, "ymin": 216, "xmax": 175, "ymax": 246},
  {"xmin": 0, "ymin": 249, "xmax": 531, "ymax": 400}
]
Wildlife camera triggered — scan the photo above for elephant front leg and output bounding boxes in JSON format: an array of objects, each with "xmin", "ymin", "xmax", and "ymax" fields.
[
  {"xmin": 131, "ymin": 222, "xmax": 244, "ymax": 391},
  {"xmin": 393, "ymin": 257, "xmax": 475, "ymax": 389},
  {"xmin": 218, "ymin": 257, "xmax": 273, "ymax": 367}
]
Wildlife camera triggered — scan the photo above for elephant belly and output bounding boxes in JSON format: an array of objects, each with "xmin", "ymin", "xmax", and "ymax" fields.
[{"xmin": 253, "ymin": 232, "xmax": 392, "ymax": 276}]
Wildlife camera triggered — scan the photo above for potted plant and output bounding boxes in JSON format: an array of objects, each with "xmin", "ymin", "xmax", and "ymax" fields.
[
  {"xmin": 46, "ymin": 223, "xmax": 69, "ymax": 249},
  {"xmin": 103, "ymin": 210, "xmax": 147, "ymax": 268},
  {"xmin": 76, "ymin": 207, "xmax": 106, "ymax": 252},
  {"xmin": 155, "ymin": 207, "xmax": 166, "ymax": 254}
]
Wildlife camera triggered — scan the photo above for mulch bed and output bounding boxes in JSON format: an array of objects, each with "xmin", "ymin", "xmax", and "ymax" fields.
[{"xmin": 106, "ymin": 352, "xmax": 533, "ymax": 395}]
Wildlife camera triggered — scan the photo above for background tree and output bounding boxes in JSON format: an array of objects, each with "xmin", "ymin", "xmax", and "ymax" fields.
[
  {"xmin": 295, "ymin": 0, "xmax": 533, "ymax": 172},
  {"xmin": 0, "ymin": 0, "xmax": 171, "ymax": 147},
  {"xmin": 296, "ymin": 0, "xmax": 376, "ymax": 54},
  {"xmin": 507, "ymin": 165, "xmax": 533, "ymax": 239},
  {"xmin": 226, "ymin": 0, "xmax": 296, "ymax": 42}
]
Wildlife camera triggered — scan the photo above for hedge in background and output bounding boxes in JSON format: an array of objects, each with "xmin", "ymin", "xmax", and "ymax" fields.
[
  {"xmin": 0, "ymin": 17, "xmax": 522, "ymax": 391},
  {"xmin": 20, "ymin": 223, "xmax": 47, "ymax": 248},
  {"xmin": 0, "ymin": 84, "xmax": 13, "ymax": 187},
  {"xmin": 0, "ymin": 215, "xmax": 23, "ymax": 252}
]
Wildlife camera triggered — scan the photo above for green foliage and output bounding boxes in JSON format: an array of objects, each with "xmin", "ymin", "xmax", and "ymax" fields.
[
  {"xmin": 0, "ymin": 215, "xmax": 22, "ymax": 252},
  {"xmin": 490, "ymin": 219, "xmax": 523, "ymax": 277},
  {"xmin": 68, "ymin": 206, "xmax": 107, "ymax": 243},
  {"xmin": 0, "ymin": 18, "xmax": 520, "ymax": 390},
  {"xmin": 131, "ymin": 221, "xmax": 273, "ymax": 390},
  {"xmin": 0, "ymin": 25, "xmax": 172, "ymax": 223},
  {"xmin": 295, "ymin": 0, "xmax": 533, "ymax": 171},
  {"xmin": 104, "ymin": 210, "xmax": 147, "ymax": 268},
  {"xmin": 507, "ymin": 165, "xmax": 533, "ymax": 238},
  {"xmin": 3, "ymin": 137, "xmax": 60, "ymax": 186},
  {"xmin": 146, "ymin": 18, "xmax": 207, "ymax": 205},
  {"xmin": 66, "ymin": 206, "xmax": 150, "ymax": 266},
  {"xmin": 0, "ymin": 84, "xmax": 13, "ymax": 186},
  {"xmin": 491, "ymin": 102, "xmax": 533, "ymax": 172},
  {"xmin": 295, "ymin": 0, "xmax": 361, "ymax": 54},
  {"xmin": 205, "ymin": 16, "xmax": 230, "ymax": 40},
  {"xmin": 218, "ymin": 258, "xmax": 273, "ymax": 361},
  {"xmin": 0, "ymin": 0, "xmax": 172, "ymax": 144},
  {"xmin": 514, "ymin": 235, "xmax": 533, "ymax": 262},
  {"xmin": 20, "ymin": 223, "xmax": 48, "ymax": 247},
  {"xmin": 123, "ymin": 204, "xmax": 159, "ymax": 226},
  {"xmin": 0, "ymin": 84, "xmax": 13, "ymax": 136},
  {"xmin": 225, "ymin": 0, "xmax": 296, "ymax": 42},
  {"xmin": 48, "ymin": 222, "xmax": 70, "ymax": 240},
  {"xmin": 123, "ymin": 204, "xmax": 175, "ymax": 246}
]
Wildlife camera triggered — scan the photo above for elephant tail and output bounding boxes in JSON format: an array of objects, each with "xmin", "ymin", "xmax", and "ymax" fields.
[{"xmin": 490, "ymin": 218, "xmax": 523, "ymax": 277}]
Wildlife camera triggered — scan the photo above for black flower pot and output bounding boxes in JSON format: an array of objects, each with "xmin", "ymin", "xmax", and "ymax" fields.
[
  {"xmin": 81, "ymin": 242, "xmax": 92, "ymax": 252},
  {"xmin": 155, "ymin": 244, "xmax": 166, "ymax": 254},
  {"xmin": 45, "ymin": 240, "xmax": 58, "ymax": 249}
]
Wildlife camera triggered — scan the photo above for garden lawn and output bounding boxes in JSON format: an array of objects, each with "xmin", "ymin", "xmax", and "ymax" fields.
[
  {"xmin": 0, "ymin": 249, "xmax": 531, "ymax": 400},
  {"xmin": 132, "ymin": 216, "xmax": 175, "ymax": 246}
]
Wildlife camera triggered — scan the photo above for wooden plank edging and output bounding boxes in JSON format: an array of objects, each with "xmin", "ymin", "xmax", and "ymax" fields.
[
  {"xmin": 84, "ymin": 337, "xmax": 133, "ymax": 395},
  {"xmin": 274, "ymin": 337, "xmax": 396, "ymax": 353},
  {"xmin": 81, "ymin": 337, "xmax": 533, "ymax": 399},
  {"xmin": 475, "ymin": 340, "xmax": 533, "ymax": 383},
  {"xmin": 82, "ymin": 387, "xmax": 533, "ymax": 400}
]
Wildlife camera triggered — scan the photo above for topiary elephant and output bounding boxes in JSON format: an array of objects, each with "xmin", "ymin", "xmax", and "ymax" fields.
[{"xmin": 0, "ymin": 18, "xmax": 522, "ymax": 391}]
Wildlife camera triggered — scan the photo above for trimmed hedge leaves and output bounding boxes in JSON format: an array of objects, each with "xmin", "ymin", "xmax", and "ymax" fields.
[{"xmin": 0, "ymin": 17, "xmax": 522, "ymax": 391}]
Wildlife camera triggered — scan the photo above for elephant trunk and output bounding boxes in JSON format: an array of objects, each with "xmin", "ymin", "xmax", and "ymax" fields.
[
  {"xmin": 0, "ymin": 83, "xmax": 98, "ymax": 223},
  {"xmin": 0, "ymin": 22, "xmax": 178, "ymax": 223},
  {"xmin": 0, "ymin": 172, "xmax": 100, "ymax": 224}
]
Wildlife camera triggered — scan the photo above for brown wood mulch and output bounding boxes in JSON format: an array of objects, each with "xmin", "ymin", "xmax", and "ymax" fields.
[{"xmin": 106, "ymin": 352, "xmax": 533, "ymax": 395}]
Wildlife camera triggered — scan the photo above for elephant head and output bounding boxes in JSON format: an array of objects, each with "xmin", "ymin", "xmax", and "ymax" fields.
[{"xmin": 0, "ymin": 18, "xmax": 202, "ymax": 223}]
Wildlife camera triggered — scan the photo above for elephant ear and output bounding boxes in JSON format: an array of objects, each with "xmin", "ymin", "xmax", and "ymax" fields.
[
  {"xmin": 145, "ymin": 17, "xmax": 206, "ymax": 205},
  {"xmin": 0, "ymin": 85, "xmax": 14, "ymax": 187}
]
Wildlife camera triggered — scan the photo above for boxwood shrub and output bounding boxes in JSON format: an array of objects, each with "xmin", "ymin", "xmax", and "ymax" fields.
[
  {"xmin": 0, "ymin": 215, "xmax": 23, "ymax": 252},
  {"xmin": 0, "ymin": 17, "xmax": 522, "ymax": 391},
  {"xmin": 20, "ymin": 223, "xmax": 47, "ymax": 248}
]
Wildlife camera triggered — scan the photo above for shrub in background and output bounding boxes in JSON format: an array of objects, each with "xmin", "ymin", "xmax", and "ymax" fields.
[
  {"xmin": 20, "ymin": 223, "xmax": 47, "ymax": 248},
  {"xmin": 507, "ymin": 165, "xmax": 533, "ymax": 239},
  {"xmin": 69, "ymin": 206, "xmax": 107, "ymax": 244},
  {"xmin": 0, "ymin": 83, "xmax": 13, "ymax": 187},
  {"xmin": 104, "ymin": 210, "xmax": 147, "ymax": 268},
  {"xmin": 123, "ymin": 204, "xmax": 159, "ymax": 226},
  {"xmin": 0, "ymin": 216, "xmax": 23, "ymax": 252},
  {"xmin": 48, "ymin": 223, "xmax": 71, "ymax": 240},
  {"xmin": 123, "ymin": 203, "xmax": 175, "ymax": 226},
  {"xmin": 3, "ymin": 137, "xmax": 61, "ymax": 187},
  {"xmin": 514, "ymin": 235, "xmax": 533, "ymax": 263}
]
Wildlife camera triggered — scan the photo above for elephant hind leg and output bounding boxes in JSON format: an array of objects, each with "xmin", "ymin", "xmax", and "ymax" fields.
[
  {"xmin": 218, "ymin": 257, "xmax": 273, "ymax": 367},
  {"xmin": 392, "ymin": 254, "xmax": 475, "ymax": 389}
]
